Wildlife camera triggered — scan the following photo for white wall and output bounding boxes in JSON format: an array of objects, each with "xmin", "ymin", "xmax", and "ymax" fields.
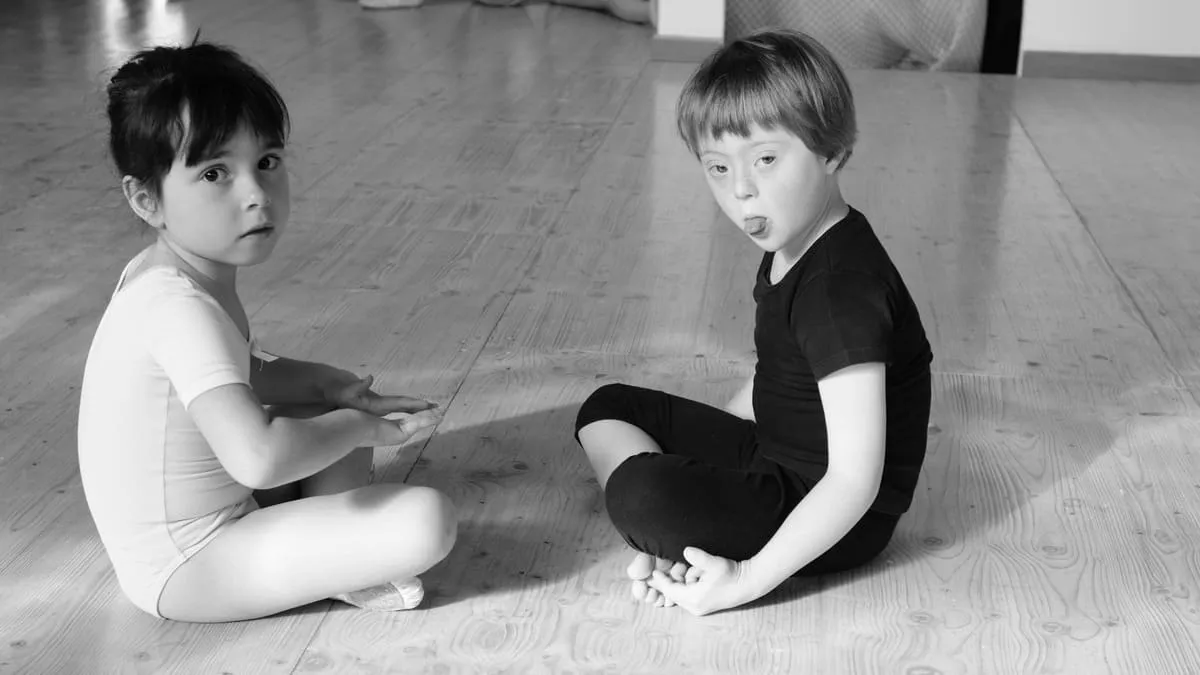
[
  {"xmin": 652, "ymin": 0, "xmax": 724, "ymax": 42},
  {"xmin": 1022, "ymin": 0, "xmax": 1200, "ymax": 57}
]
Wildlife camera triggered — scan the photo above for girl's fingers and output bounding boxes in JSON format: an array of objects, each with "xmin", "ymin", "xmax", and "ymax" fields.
[{"xmin": 377, "ymin": 396, "xmax": 439, "ymax": 413}]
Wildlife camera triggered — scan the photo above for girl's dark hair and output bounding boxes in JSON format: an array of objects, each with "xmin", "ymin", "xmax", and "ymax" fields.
[
  {"xmin": 677, "ymin": 29, "xmax": 857, "ymax": 168},
  {"xmin": 106, "ymin": 41, "xmax": 290, "ymax": 196}
]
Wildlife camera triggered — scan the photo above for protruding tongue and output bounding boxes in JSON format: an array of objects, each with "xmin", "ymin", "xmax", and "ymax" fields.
[{"xmin": 745, "ymin": 217, "xmax": 767, "ymax": 235}]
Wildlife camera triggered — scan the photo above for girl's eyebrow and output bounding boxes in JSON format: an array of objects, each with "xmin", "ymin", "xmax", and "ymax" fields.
[{"xmin": 193, "ymin": 140, "xmax": 284, "ymax": 164}]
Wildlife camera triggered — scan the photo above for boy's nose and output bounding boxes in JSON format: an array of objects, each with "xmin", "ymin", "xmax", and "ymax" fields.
[{"xmin": 733, "ymin": 175, "xmax": 757, "ymax": 200}]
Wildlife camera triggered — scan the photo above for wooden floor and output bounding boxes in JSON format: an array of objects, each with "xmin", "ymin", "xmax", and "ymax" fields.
[{"xmin": 3, "ymin": 1, "xmax": 1200, "ymax": 673}]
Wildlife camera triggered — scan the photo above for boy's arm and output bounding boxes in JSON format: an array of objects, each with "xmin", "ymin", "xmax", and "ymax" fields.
[
  {"xmin": 743, "ymin": 361, "xmax": 886, "ymax": 592},
  {"xmin": 647, "ymin": 361, "xmax": 886, "ymax": 615},
  {"xmin": 724, "ymin": 373, "xmax": 756, "ymax": 421}
]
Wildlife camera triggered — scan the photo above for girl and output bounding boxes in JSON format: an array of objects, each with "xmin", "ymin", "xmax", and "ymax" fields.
[
  {"xmin": 77, "ymin": 42, "xmax": 456, "ymax": 622},
  {"xmin": 574, "ymin": 30, "xmax": 934, "ymax": 616}
]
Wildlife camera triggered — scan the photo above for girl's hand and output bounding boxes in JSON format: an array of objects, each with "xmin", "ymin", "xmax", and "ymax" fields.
[
  {"xmin": 370, "ymin": 407, "xmax": 445, "ymax": 447},
  {"xmin": 645, "ymin": 547, "xmax": 759, "ymax": 616},
  {"xmin": 326, "ymin": 373, "xmax": 438, "ymax": 417}
]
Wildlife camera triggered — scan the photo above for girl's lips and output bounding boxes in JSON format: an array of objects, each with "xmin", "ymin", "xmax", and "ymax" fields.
[{"xmin": 242, "ymin": 225, "xmax": 274, "ymax": 238}]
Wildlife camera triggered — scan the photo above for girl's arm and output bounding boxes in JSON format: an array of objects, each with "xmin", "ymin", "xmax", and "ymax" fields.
[
  {"xmin": 187, "ymin": 382, "xmax": 441, "ymax": 490},
  {"xmin": 724, "ymin": 373, "xmax": 756, "ymax": 421},
  {"xmin": 648, "ymin": 361, "xmax": 886, "ymax": 614},
  {"xmin": 251, "ymin": 354, "xmax": 435, "ymax": 416},
  {"xmin": 249, "ymin": 354, "xmax": 354, "ymax": 406}
]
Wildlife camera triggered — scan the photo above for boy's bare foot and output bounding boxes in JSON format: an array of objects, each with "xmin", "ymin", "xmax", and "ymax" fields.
[{"xmin": 626, "ymin": 552, "xmax": 687, "ymax": 607}]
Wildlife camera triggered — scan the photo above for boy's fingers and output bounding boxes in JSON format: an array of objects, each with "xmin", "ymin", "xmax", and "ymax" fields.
[{"xmin": 647, "ymin": 571, "xmax": 689, "ymax": 608}]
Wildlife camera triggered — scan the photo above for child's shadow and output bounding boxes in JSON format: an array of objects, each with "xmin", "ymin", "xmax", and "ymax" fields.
[
  {"xmin": 732, "ymin": 374, "xmax": 1130, "ymax": 612},
  {"xmin": 877, "ymin": 374, "xmax": 1127, "ymax": 576},
  {"xmin": 374, "ymin": 373, "xmax": 1140, "ymax": 610},
  {"xmin": 377, "ymin": 404, "xmax": 613, "ymax": 606}
]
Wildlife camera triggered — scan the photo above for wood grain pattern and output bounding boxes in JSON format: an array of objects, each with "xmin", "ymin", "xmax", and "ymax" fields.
[
  {"xmin": 3, "ymin": 0, "xmax": 1200, "ymax": 673},
  {"xmin": 1010, "ymin": 78, "xmax": 1200, "ymax": 398}
]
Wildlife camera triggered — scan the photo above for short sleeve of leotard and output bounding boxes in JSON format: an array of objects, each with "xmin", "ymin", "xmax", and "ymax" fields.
[{"xmin": 136, "ymin": 270, "xmax": 250, "ymax": 408}]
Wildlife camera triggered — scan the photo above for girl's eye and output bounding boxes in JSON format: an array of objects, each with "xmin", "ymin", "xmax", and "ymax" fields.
[
  {"xmin": 201, "ymin": 167, "xmax": 228, "ymax": 182},
  {"xmin": 259, "ymin": 154, "xmax": 282, "ymax": 171}
]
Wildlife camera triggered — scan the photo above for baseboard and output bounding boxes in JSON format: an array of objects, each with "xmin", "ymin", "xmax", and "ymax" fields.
[
  {"xmin": 1022, "ymin": 51, "xmax": 1200, "ymax": 83},
  {"xmin": 651, "ymin": 35, "xmax": 722, "ymax": 62}
]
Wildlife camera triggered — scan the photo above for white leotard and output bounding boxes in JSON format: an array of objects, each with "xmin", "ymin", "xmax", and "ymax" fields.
[{"xmin": 78, "ymin": 248, "xmax": 263, "ymax": 617}]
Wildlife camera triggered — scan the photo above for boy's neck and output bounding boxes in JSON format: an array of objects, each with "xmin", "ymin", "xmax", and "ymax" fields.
[{"xmin": 772, "ymin": 189, "xmax": 849, "ymax": 277}]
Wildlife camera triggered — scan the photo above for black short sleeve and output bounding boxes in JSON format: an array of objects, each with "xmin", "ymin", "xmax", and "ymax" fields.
[{"xmin": 791, "ymin": 272, "xmax": 893, "ymax": 380}]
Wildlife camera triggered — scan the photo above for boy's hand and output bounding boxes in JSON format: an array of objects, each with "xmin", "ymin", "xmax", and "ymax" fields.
[
  {"xmin": 325, "ymin": 373, "xmax": 438, "ymax": 417},
  {"xmin": 645, "ymin": 546, "xmax": 758, "ymax": 616}
]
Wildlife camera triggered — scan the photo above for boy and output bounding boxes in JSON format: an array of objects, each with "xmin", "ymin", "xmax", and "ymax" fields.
[{"xmin": 573, "ymin": 29, "xmax": 933, "ymax": 616}]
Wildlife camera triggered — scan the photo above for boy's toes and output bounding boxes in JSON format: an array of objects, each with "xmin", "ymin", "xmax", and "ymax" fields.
[
  {"xmin": 643, "ymin": 587, "xmax": 662, "ymax": 605},
  {"xmin": 630, "ymin": 578, "xmax": 650, "ymax": 601},
  {"xmin": 626, "ymin": 552, "xmax": 654, "ymax": 580}
]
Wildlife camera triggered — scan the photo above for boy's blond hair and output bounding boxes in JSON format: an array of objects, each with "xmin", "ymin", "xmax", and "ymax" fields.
[{"xmin": 677, "ymin": 29, "xmax": 857, "ymax": 169}]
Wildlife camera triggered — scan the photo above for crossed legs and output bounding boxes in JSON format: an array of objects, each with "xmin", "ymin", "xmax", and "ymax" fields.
[
  {"xmin": 156, "ymin": 404, "xmax": 457, "ymax": 622},
  {"xmin": 575, "ymin": 384, "xmax": 793, "ymax": 607}
]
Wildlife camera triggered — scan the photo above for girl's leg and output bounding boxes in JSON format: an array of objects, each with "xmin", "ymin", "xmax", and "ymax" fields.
[
  {"xmin": 162, "ymin": 403, "xmax": 454, "ymax": 622},
  {"xmin": 157, "ymin": 482, "xmax": 457, "ymax": 622}
]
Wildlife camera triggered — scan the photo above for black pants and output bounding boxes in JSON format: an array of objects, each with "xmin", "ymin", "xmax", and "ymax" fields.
[{"xmin": 575, "ymin": 383, "xmax": 900, "ymax": 575}]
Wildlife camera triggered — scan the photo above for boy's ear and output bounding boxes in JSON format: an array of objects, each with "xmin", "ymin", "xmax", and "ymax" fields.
[
  {"xmin": 122, "ymin": 176, "xmax": 165, "ymax": 230},
  {"xmin": 824, "ymin": 151, "xmax": 849, "ymax": 174}
]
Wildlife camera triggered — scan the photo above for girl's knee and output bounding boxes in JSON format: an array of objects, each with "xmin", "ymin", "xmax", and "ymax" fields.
[
  {"xmin": 398, "ymin": 486, "xmax": 458, "ymax": 563},
  {"xmin": 575, "ymin": 383, "xmax": 639, "ymax": 435}
]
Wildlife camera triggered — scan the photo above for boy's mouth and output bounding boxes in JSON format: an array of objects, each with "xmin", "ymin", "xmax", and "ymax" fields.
[{"xmin": 743, "ymin": 216, "xmax": 768, "ymax": 237}]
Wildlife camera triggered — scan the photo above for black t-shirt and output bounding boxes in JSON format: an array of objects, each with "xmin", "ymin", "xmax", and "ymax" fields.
[{"xmin": 752, "ymin": 206, "xmax": 932, "ymax": 515}]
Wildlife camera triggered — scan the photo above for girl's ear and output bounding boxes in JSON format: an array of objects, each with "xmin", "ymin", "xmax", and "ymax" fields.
[{"xmin": 122, "ymin": 176, "xmax": 166, "ymax": 230}]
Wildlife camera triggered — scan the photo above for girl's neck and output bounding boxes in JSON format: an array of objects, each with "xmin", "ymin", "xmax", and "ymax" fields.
[{"xmin": 152, "ymin": 238, "xmax": 238, "ymax": 298}]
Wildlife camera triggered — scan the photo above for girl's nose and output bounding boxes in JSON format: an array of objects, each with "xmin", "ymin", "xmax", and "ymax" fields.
[{"xmin": 244, "ymin": 175, "xmax": 271, "ymax": 209}]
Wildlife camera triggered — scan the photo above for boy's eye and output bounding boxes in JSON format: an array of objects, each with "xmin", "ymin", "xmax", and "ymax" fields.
[
  {"xmin": 706, "ymin": 164, "xmax": 728, "ymax": 177},
  {"xmin": 259, "ymin": 154, "xmax": 282, "ymax": 171},
  {"xmin": 201, "ymin": 167, "xmax": 228, "ymax": 182},
  {"xmin": 759, "ymin": 155, "xmax": 776, "ymax": 166}
]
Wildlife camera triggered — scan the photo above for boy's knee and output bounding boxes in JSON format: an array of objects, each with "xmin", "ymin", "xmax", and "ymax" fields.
[
  {"xmin": 603, "ymin": 454, "xmax": 688, "ymax": 561},
  {"xmin": 575, "ymin": 383, "xmax": 638, "ymax": 435},
  {"xmin": 603, "ymin": 454, "xmax": 675, "ymax": 529}
]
